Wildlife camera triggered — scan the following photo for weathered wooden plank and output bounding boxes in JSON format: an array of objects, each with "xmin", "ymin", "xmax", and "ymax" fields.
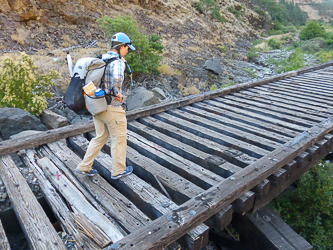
[
  {"xmin": 128, "ymin": 131, "xmax": 256, "ymax": 215},
  {"xmin": 267, "ymin": 168, "xmax": 287, "ymax": 187},
  {"xmin": 0, "ymin": 155, "xmax": 65, "ymax": 250},
  {"xmin": 128, "ymin": 120, "xmax": 243, "ymax": 178},
  {"xmin": 244, "ymin": 88, "xmax": 333, "ymax": 115},
  {"xmin": 251, "ymin": 137, "xmax": 332, "ymax": 212},
  {"xmin": 128, "ymin": 121, "xmax": 276, "ymax": 203},
  {"xmin": 231, "ymin": 191, "xmax": 255, "ymax": 215},
  {"xmin": 0, "ymin": 121, "xmax": 95, "ymax": 157},
  {"xmin": 233, "ymin": 91, "xmax": 331, "ymax": 118},
  {"xmin": 282, "ymin": 160, "xmax": 298, "ymax": 178},
  {"xmin": 294, "ymin": 151, "xmax": 310, "ymax": 169},
  {"xmin": 76, "ymin": 134, "xmax": 209, "ymax": 250},
  {"xmin": 140, "ymin": 116, "xmax": 257, "ymax": 167},
  {"xmin": 36, "ymin": 142, "xmax": 107, "ymax": 215},
  {"xmin": 127, "ymin": 130, "xmax": 224, "ymax": 190},
  {"xmin": 277, "ymin": 79, "xmax": 333, "ymax": 93},
  {"xmin": 181, "ymin": 106, "xmax": 290, "ymax": 143},
  {"xmin": 193, "ymin": 102, "xmax": 300, "ymax": 136},
  {"xmin": 224, "ymin": 94, "xmax": 325, "ymax": 123},
  {"xmin": 256, "ymin": 85, "xmax": 333, "ymax": 106},
  {"xmin": 251, "ymin": 179, "xmax": 270, "ymax": 200},
  {"xmin": 204, "ymin": 204, "xmax": 233, "ymax": 232},
  {"xmin": 0, "ymin": 218, "xmax": 10, "ymax": 250},
  {"xmin": 154, "ymin": 111, "xmax": 287, "ymax": 191},
  {"xmin": 214, "ymin": 97, "xmax": 316, "ymax": 128},
  {"xmin": 280, "ymin": 79, "xmax": 333, "ymax": 93},
  {"xmin": 37, "ymin": 157, "xmax": 123, "ymax": 246},
  {"xmin": 106, "ymin": 115, "xmax": 333, "ymax": 250},
  {"xmin": 154, "ymin": 112, "xmax": 268, "ymax": 158},
  {"xmin": 168, "ymin": 109, "xmax": 280, "ymax": 151},
  {"xmin": 233, "ymin": 206, "xmax": 313, "ymax": 250},
  {"xmin": 305, "ymin": 145, "xmax": 321, "ymax": 162},
  {"xmin": 254, "ymin": 85, "xmax": 331, "ymax": 110},
  {"xmin": 21, "ymin": 149, "xmax": 96, "ymax": 250},
  {"xmin": 293, "ymin": 76, "xmax": 333, "ymax": 86},
  {"xmin": 266, "ymin": 82, "xmax": 333, "ymax": 101},
  {"xmin": 41, "ymin": 140, "xmax": 148, "ymax": 234},
  {"xmin": 129, "ymin": 122, "xmax": 264, "ymax": 214}
]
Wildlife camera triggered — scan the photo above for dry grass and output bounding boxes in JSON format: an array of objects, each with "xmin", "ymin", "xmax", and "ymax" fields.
[
  {"xmin": 177, "ymin": 84, "xmax": 199, "ymax": 96},
  {"xmin": 60, "ymin": 35, "xmax": 78, "ymax": 48},
  {"xmin": 11, "ymin": 28, "xmax": 30, "ymax": 45},
  {"xmin": 188, "ymin": 46, "xmax": 200, "ymax": 52},
  {"xmin": 158, "ymin": 64, "xmax": 181, "ymax": 76}
]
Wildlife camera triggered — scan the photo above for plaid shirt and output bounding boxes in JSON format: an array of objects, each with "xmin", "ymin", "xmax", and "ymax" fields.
[{"xmin": 102, "ymin": 52, "xmax": 125, "ymax": 101}]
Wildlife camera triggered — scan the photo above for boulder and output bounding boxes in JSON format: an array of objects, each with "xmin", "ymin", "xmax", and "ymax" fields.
[
  {"xmin": 126, "ymin": 87, "xmax": 161, "ymax": 111},
  {"xmin": 203, "ymin": 57, "xmax": 222, "ymax": 75},
  {"xmin": 0, "ymin": 108, "xmax": 47, "ymax": 139},
  {"xmin": 40, "ymin": 109, "xmax": 68, "ymax": 129},
  {"xmin": 152, "ymin": 87, "xmax": 166, "ymax": 100}
]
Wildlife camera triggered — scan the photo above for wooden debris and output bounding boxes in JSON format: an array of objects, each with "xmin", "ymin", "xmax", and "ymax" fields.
[
  {"xmin": 37, "ymin": 157, "xmax": 123, "ymax": 247},
  {"xmin": 0, "ymin": 155, "xmax": 65, "ymax": 249}
]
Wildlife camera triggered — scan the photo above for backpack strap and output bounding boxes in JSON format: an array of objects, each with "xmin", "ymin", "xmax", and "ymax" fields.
[{"xmin": 100, "ymin": 56, "xmax": 119, "ymax": 104}]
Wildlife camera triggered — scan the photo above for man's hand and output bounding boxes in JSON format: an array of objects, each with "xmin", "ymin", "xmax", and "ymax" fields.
[{"xmin": 115, "ymin": 93, "xmax": 123, "ymax": 102}]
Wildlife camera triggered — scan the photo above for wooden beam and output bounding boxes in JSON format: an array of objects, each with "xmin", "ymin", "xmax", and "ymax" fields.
[
  {"xmin": 42, "ymin": 140, "xmax": 150, "ymax": 234},
  {"xmin": 233, "ymin": 206, "xmax": 313, "ymax": 250},
  {"xmin": 0, "ymin": 155, "xmax": 65, "ymax": 250},
  {"xmin": 69, "ymin": 135, "xmax": 207, "ymax": 250},
  {"xmin": 22, "ymin": 149, "xmax": 96, "ymax": 249},
  {"xmin": 0, "ymin": 218, "xmax": 10, "ymax": 250},
  {"xmin": 37, "ymin": 157, "xmax": 123, "ymax": 246},
  {"xmin": 106, "ymin": 117, "xmax": 333, "ymax": 249}
]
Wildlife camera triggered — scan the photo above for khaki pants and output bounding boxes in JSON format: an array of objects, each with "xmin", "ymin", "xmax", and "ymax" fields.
[{"xmin": 77, "ymin": 106, "xmax": 127, "ymax": 176}]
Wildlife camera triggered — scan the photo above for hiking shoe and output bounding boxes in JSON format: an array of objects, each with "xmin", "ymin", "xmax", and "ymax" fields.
[
  {"xmin": 75, "ymin": 168, "xmax": 98, "ymax": 177},
  {"xmin": 111, "ymin": 166, "xmax": 133, "ymax": 179}
]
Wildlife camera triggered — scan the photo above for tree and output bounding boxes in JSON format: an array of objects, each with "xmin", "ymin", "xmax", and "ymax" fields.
[{"xmin": 299, "ymin": 20, "xmax": 326, "ymax": 40}]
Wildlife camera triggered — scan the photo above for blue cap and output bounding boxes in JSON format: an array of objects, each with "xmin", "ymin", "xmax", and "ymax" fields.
[{"xmin": 112, "ymin": 32, "xmax": 136, "ymax": 51}]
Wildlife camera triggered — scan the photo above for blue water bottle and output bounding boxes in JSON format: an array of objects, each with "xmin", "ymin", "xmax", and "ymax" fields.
[{"xmin": 95, "ymin": 88, "xmax": 105, "ymax": 97}]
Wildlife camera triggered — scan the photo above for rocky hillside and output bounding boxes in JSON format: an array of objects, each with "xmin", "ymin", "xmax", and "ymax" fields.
[
  {"xmin": 0, "ymin": 0, "xmax": 265, "ymax": 49},
  {"xmin": 0, "ymin": 0, "xmax": 267, "ymax": 90}
]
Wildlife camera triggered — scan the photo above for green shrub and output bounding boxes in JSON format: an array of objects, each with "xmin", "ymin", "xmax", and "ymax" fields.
[
  {"xmin": 268, "ymin": 38, "xmax": 281, "ymax": 49},
  {"xmin": 299, "ymin": 20, "xmax": 326, "ymax": 40},
  {"xmin": 271, "ymin": 161, "xmax": 333, "ymax": 250},
  {"xmin": 280, "ymin": 35, "xmax": 293, "ymax": 43},
  {"xmin": 246, "ymin": 47, "xmax": 261, "ymax": 61},
  {"xmin": 252, "ymin": 39, "xmax": 264, "ymax": 46},
  {"xmin": 316, "ymin": 50, "xmax": 333, "ymax": 63},
  {"xmin": 97, "ymin": 15, "xmax": 163, "ymax": 75},
  {"xmin": 268, "ymin": 29, "xmax": 283, "ymax": 36},
  {"xmin": 217, "ymin": 45, "xmax": 227, "ymax": 53},
  {"xmin": 228, "ymin": 6, "xmax": 242, "ymax": 19},
  {"xmin": 324, "ymin": 32, "xmax": 333, "ymax": 46},
  {"xmin": 194, "ymin": 0, "xmax": 225, "ymax": 23},
  {"xmin": 0, "ymin": 52, "xmax": 59, "ymax": 115},
  {"xmin": 282, "ymin": 25, "xmax": 297, "ymax": 34},
  {"xmin": 210, "ymin": 84, "xmax": 219, "ymax": 91},
  {"xmin": 254, "ymin": 7, "xmax": 265, "ymax": 16},
  {"xmin": 273, "ymin": 21, "xmax": 284, "ymax": 31},
  {"xmin": 298, "ymin": 37, "xmax": 325, "ymax": 54},
  {"xmin": 292, "ymin": 41, "xmax": 300, "ymax": 48},
  {"xmin": 268, "ymin": 49, "xmax": 304, "ymax": 73}
]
